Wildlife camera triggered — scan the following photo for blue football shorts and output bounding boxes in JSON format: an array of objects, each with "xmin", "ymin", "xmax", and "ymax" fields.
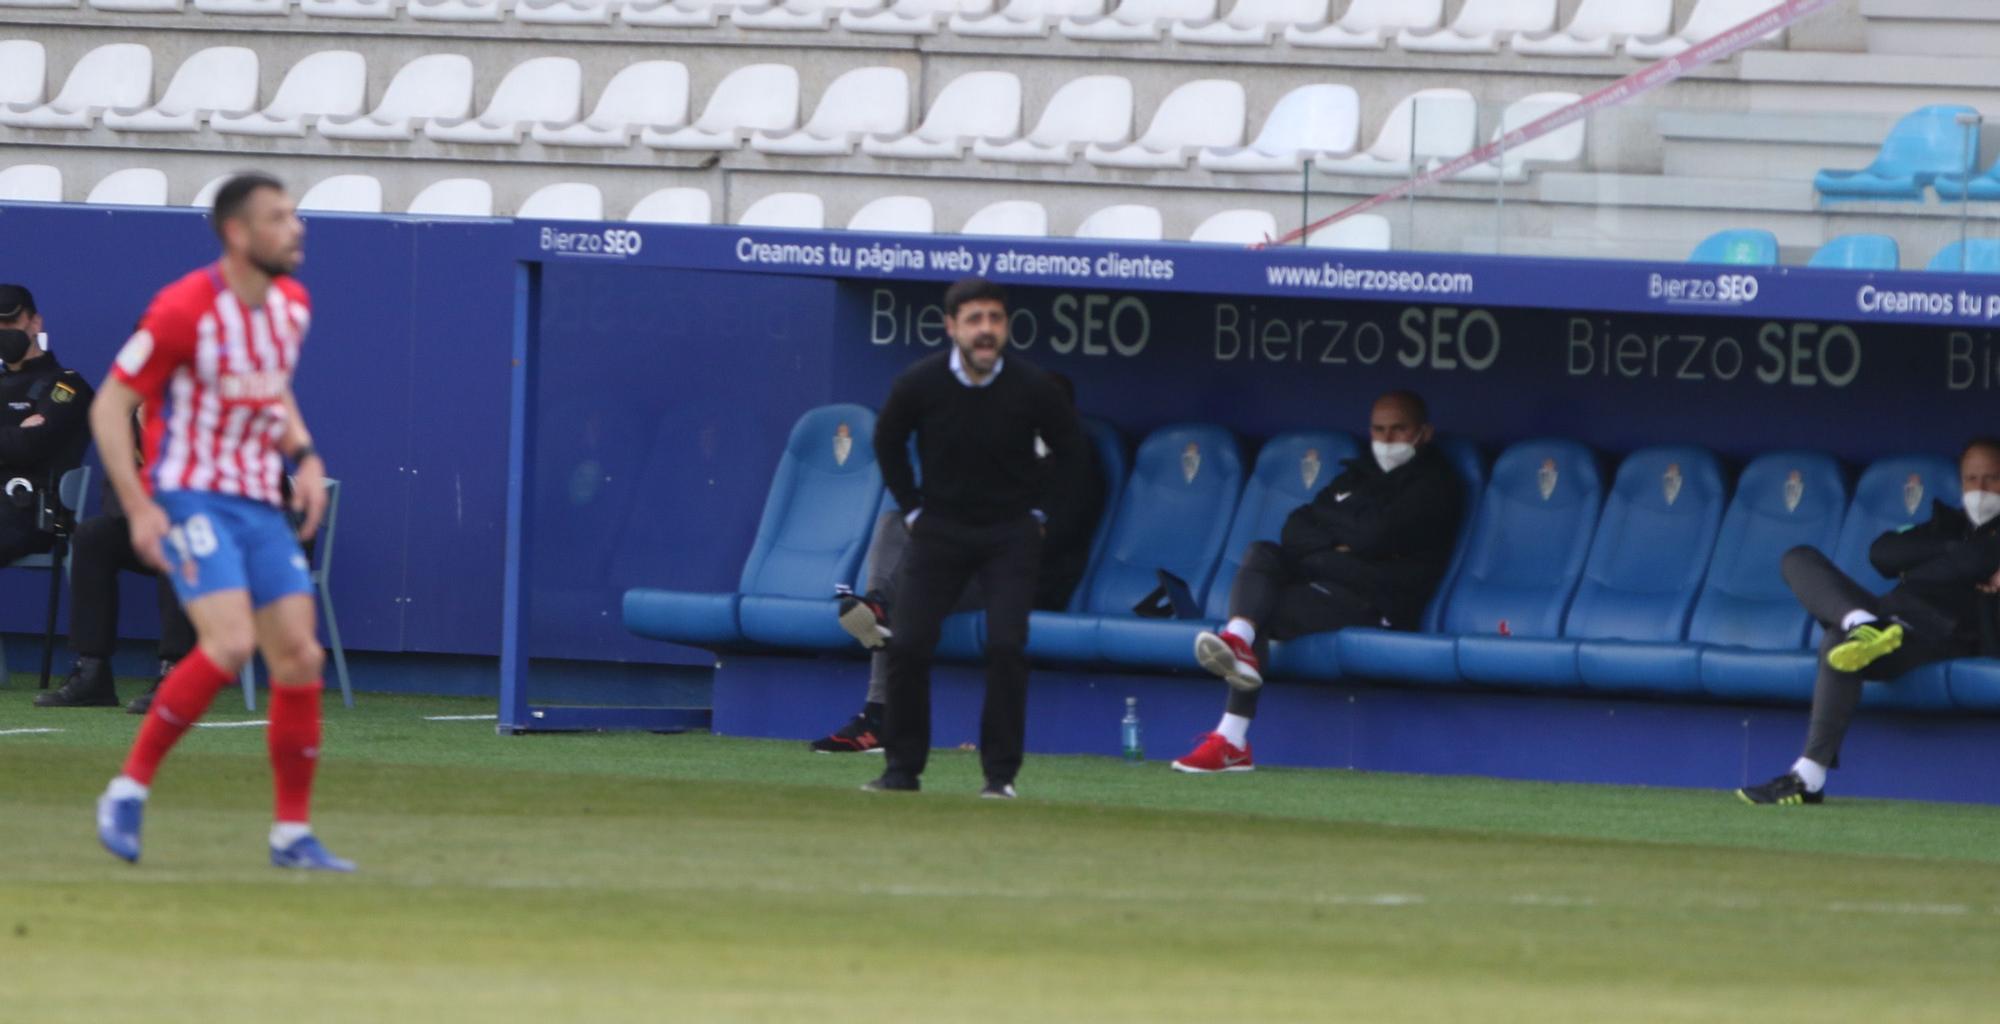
[{"xmin": 155, "ymin": 490, "xmax": 313, "ymax": 609}]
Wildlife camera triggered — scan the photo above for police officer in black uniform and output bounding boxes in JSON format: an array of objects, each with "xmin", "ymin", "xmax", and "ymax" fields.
[{"xmin": 0, "ymin": 284, "xmax": 93, "ymax": 565}]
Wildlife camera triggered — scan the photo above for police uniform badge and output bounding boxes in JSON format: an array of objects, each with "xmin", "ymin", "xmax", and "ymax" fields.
[
  {"xmin": 833, "ymin": 423, "xmax": 853, "ymax": 466},
  {"xmin": 1903, "ymin": 473, "xmax": 1925, "ymax": 516},
  {"xmin": 1783, "ymin": 469, "xmax": 1804, "ymax": 513},
  {"xmin": 1300, "ymin": 448, "xmax": 1321, "ymax": 490},
  {"xmin": 1181, "ymin": 442, "xmax": 1201, "ymax": 484},
  {"xmin": 52, "ymin": 380, "xmax": 76, "ymax": 404},
  {"xmin": 1537, "ymin": 458, "xmax": 1558, "ymax": 501},
  {"xmin": 1662, "ymin": 463, "xmax": 1683, "ymax": 506}
]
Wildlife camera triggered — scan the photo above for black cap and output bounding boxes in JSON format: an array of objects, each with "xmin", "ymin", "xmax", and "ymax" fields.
[{"xmin": 0, "ymin": 284, "xmax": 35, "ymax": 320}]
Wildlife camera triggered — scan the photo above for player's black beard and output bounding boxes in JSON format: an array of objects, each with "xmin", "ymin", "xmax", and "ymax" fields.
[{"xmin": 251, "ymin": 252, "xmax": 297, "ymax": 278}]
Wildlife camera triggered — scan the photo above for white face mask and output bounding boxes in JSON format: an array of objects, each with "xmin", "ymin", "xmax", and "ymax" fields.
[
  {"xmin": 1964, "ymin": 489, "xmax": 2000, "ymax": 528},
  {"xmin": 1372, "ymin": 441, "xmax": 1417, "ymax": 474}
]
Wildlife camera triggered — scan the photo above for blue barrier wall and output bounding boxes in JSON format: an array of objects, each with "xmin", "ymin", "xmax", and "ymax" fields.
[{"xmin": 6, "ymin": 206, "xmax": 2000, "ymax": 680}]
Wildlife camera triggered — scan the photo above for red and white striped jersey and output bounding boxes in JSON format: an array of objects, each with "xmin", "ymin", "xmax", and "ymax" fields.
[{"xmin": 111, "ymin": 265, "xmax": 309, "ymax": 507}]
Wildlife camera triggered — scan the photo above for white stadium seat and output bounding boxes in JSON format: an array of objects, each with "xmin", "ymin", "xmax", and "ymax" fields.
[
  {"xmin": 410, "ymin": 0, "xmax": 506, "ymax": 20},
  {"xmin": 301, "ymin": 0, "xmax": 397, "ymax": 18},
  {"xmin": 86, "ymin": 168, "xmax": 169, "ymax": 206},
  {"xmin": 0, "ymin": 43, "xmax": 152, "ymax": 130},
  {"xmin": 88, "ymin": 0, "xmax": 182, "ymax": 11},
  {"xmin": 299, "ymin": 174, "xmax": 385, "ymax": 213},
  {"xmin": 1200, "ymin": 83, "xmax": 1359, "ymax": 173},
  {"xmin": 620, "ymin": 0, "xmax": 730, "ymax": 27},
  {"xmin": 642, "ymin": 63, "xmax": 799, "ymax": 151},
  {"xmin": 407, "ymin": 177, "xmax": 496, "ymax": 216},
  {"xmin": 533, "ymin": 62, "xmax": 689, "ymax": 148},
  {"xmin": 626, "ymin": 187, "xmax": 712, "ymax": 224},
  {"xmin": 319, "ymin": 53, "xmax": 474, "ymax": 141},
  {"xmin": 517, "ymin": 0, "xmax": 616, "ymax": 24},
  {"xmin": 1512, "ymin": 0, "xmax": 1670, "ymax": 57},
  {"xmin": 1452, "ymin": 92, "xmax": 1585, "ymax": 182},
  {"xmin": 0, "ymin": 41, "xmax": 46, "ymax": 107},
  {"xmin": 863, "ymin": 71, "xmax": 1020, "ymax": 160},
  {"xmin": 0, "ymin": 0, "xmax": 74, "ymax": 6},
  {"xmin": 1060, "ymin": 0, "xmax": 1214, "ymax": 42},
  {"xmin": 1172, "ymin": 0, "xmax": 1327, "ymax": 46},
  {"xmin": 847, "ymin": 195, "xmax": 935, "ymax": 233},
  {"xmin": 427, "ymin": 57, "xmax": 583, "ymax": 145},
  {"xmin": 213, "ymin": 51, "xmax": 367, "ymax": 137},
  {"xmin": 0, "ymin": 165, "xmax": 62, "ymax": 202},
  {"xmin": 1085, "ymin": 79, "xmax": 1244, "ymax": 169},
  {"xmin": 192, "ymin": 0, "xmax": 287, "ymax": 13},
  {"xmin": 103, "ymin": 46, "xmax": 259, "ymax": 133},
  {"xmin": 517, "ymin": 182, "xmax": 604, "ymax": 221},
  {"xmin": 1315, "ymin": 88, "xmax": 1476, "ymax": 177},
  {"xmin": 1074, "ymin": 204, "xmax": 1162, "ymax": 240},
  {"xmin": 1285, "ymin": 0, "xmax": 1439, "ymax": 49},
  {"xmin": 1627, "ymin": 0, "xmax": 1783, "ymax": 59},
  {"xmin": 959, "ymin": 199, "xmax": 1048, "ymax": 237},
  {"xmin": 750, "ymin": 66, "xmax": 908, "ymax": 157},
  {"xmin": 732, "ymin": 0, "xmax": 882, "ymax": 31},
  {"xmin": 974, "ymin": 75, "xmax": 1131, "ymax": 165},
  {"xmin": 1189, "ymin": 209, "xmax": 1277, "ymax": 244},
  {"xmin": 738, "ymin": 192, "xmax": 825, "ymax": 229},
  {"xmin": 949, "ymin": 0, "xmax": 1101, "ymax": 37},
  {"xmin": 1307, "ymin": 213, "xmax": 1391, "ymax": 250},
  {"xmin": 843, "ymin": 0, "xmax": 993, "ymax": 34},
  {"xmin": 188, "ymin": 174, "xmax": 229, "ymax": 208},
  {"xmin": 1399, "ymin": 0, "xmax": 1556, "ymax": 54}
]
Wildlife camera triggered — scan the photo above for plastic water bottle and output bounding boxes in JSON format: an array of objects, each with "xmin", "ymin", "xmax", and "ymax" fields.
[{"xmin": 1121, "ymin": 697, "xmax": 1143, "ymax": 761}]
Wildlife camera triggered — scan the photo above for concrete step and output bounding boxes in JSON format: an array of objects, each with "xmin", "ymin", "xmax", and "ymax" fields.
[{"xmin": 1861, "ymin": 0, "xmax": 2000, "ymax": 60}]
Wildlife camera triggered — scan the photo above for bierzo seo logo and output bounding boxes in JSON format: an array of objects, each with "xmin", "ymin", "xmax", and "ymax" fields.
[
  {"xmin": 1647, "ymin": 273, "xmax": 1760, "ymax": 307},
  {"xmin": 539, "ymin": 227, "xmax": 644, "ymax": 258}
]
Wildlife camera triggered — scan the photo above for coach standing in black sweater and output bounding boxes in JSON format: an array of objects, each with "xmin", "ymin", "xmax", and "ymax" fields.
[{"xmin": 867, "ymin": 278, "xmax": 1083, "ymax": 799}]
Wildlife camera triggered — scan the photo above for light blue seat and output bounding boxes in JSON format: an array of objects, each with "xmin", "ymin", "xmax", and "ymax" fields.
[
  {"xmin": 1815, "ymin": 105, "xmax": 1979, "ymax": 202},
  {"xmin": 1933, "ymin": 155, "xmax": 2000, "ymax": 202},
  {"xmin": 1341, "ymin": 439, "xmax": 1602, "ymax": 688},
  {"xmin": 1026, "ymin": 423, "xmax": 1243, "ymax": 664},
  {"xmin": 1334, "ymin": 439, "xmax": 1485, "ymax": 685},
  {"xmin": 1926, "ymin": 240, "xmax": 2000, "ymax": 273},
  {"xmin": 5, "ymin": 466, "xmax": 91, "ymax": 691},
  {"xmin": 1694, "ymin": 452, "xmax": 1848, "ymax": 703},
  {"xmin": 1444, "ymin": 441, "xmax": 1609, "ymax": 690},
  {"xmin": 1807, "ymin": 234, "xmax": 1900, "ymax": 270},
  {"xmin": 1688, "ymin": 229, "xmax": 1779, "ymax": 266},
  {"xmin": 624, "ymin": 404, "xmax": 881, "ymax": 649},
  {"xmin": 1948, "ymin": 658, "xmax": 2000, "ymax": 711},
  {"xmin": 1095, "ymin": 431, "xmax": 1356, "ymax": 678},
  {"xmin": 1565, "ymin": 448, "xmax": 1729, "ymax": 696}
]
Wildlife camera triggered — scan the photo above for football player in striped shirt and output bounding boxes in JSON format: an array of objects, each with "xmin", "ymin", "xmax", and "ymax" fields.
[{"xmin": 92, "ymin": 173, "xmax": 351, "ymax": 871}]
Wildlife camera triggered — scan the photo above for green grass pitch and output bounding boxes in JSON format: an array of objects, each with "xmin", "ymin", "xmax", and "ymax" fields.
[{"xmin": 3, "ymin": 685, "xmax": 1998, "ymax": 1023}]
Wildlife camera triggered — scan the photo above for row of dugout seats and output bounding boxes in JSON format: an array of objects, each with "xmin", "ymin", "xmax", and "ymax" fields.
[
  {"xmin": 0, "ymin": 163, "xmax": 1393, "ymax": 245},
  {"xmin": 624, "ymin": 404, "xmax": 2000, "ymax": 714},
  {"xmin": 1815, "ymin": 104, "xmax": 2000, "ymax": 204},
  {"xmin": 0, "ymin": 42, "xmax": 1584, "ymax": 180},
  {"xmin": 1691, "ymin": 229, "xmax": 2000, "ymax": 274},
  {"xmin": 5, "ymin": 0, "xmax": 1781, "ymax": 55}
]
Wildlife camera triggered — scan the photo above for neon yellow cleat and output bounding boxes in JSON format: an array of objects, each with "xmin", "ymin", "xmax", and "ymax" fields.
[{"xmin": 1826, "ymin": 622, "xmax": 1903, "ymax": 674}]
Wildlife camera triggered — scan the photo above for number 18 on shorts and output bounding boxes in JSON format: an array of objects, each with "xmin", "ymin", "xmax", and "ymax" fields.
[{"xmin": 156, "ymin": 491, "xmax": 314, "ymax": 609}]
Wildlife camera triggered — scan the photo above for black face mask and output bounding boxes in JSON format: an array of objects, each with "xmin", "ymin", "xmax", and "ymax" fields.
[{"xmin": 0, "ymin": 329, "xmax": 30, "ymax": 365}]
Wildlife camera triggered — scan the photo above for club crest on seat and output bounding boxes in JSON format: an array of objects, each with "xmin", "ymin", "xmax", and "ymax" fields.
[
  {"xmin": 1182, "ymin": 442, "xmax": 1201, "ymax": 484},
  {"xmin": 833, "ymin": 423, "xmax": 852, "ymax": 466}
]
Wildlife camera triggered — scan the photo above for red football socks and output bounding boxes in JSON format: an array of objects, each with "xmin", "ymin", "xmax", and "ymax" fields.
[
  {"xmin": 121, "ymin": 647, "xmax": 233, "ymax": 786},
  {"xmin": 266, "ymin": 682, "xmax": 323, "ymax": 823}
]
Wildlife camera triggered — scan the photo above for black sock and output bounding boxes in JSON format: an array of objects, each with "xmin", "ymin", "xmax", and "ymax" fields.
[{"xmin": 863, "ymin": 701, "xmax": 886, "ymax": 725}]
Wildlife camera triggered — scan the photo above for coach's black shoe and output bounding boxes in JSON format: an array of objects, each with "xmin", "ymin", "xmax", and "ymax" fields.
[
  {"xmin": 34, "ymin": 658, "xmax": 118, "ymax": 708},
  {"xmin": 979, "ymin": 781, "xmax": 1017, "ymax": 800},
  {"xmin": 861, "ymin": 774, "xmax": 919, "ymax": 793},
  {"xmin": 127, "ymin": 659, "xmax": 175, "ymax": 715},
  {"xmin": 1736, "ymin": 772, "xmax": 1824, "ymax": 806},
  {"xmin": 810, "ymin": 712, "xmax": 884, "ymax": 753},
  {"xmin": 837, "ymin": 591, "xmax": 893, "ymax": 650}
]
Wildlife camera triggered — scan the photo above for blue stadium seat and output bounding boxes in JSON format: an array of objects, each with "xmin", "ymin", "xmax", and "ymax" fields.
[
  {"xmin": 1026, "ymin": 423, "xmax": 1244, "ymax": 663},
  {"xmin": 1344, "ymin": 439, "xmax": 1602, "ymax": 687},
  {"xmin": 1861, "ymin": 662, "xmax": 1957, "ymax": 712},
  {"xmin": 1948, "ymin": 658, "xmax": 2000, "ymax": 711},
  {"xmin": 1694, "ymin": 452, "xmax": 1848, "ymax": 702},
  {"xmin": 1096, "ymin": 431, "xmax": 1357, "ymax": 678},
  {"xmin": 624, "ymin": 404, "xmax": 882, "ymax": 649},
  {"xmin": 1807, "ymin": 234, "xmax": 1900, "ymax": 270},
  {"xmin": 1567, "ymin": 447, "xmax": 1729, "ymax": 696},
  {"xmin": 1814, "ymin": 104, "xmax": 1979, "ymax": 202},
  {"xmin": 1688, "ymin": 229, "xmax": 1779, "ymax": 266},
  {"xmin": 1933, "ymin": 155, "xmax": 2000, "ymax": 202},
  {"xmin": 1422, "ymin": 438, "xmax": 1488, "ymax": 632},
  {"xmin": 1827, "ymin": 455, "xmax": 1958, "ymax": 594},
  {"xmin": 1926, "ymin": 239, "xmax": 2000, "ymax": 273}
]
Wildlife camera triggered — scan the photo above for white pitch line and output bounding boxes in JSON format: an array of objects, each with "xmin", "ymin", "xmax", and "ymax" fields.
[
  {"xmin": 423, "ymin": 714, "xmax": 499, "ymax": 722},
  {"xmin": 196, "ymin": 720, "xmax": 269, "ymax": 729},
  {"xmin": 0, "ymin": 727, "xmax": 64, "ymax": 736}
]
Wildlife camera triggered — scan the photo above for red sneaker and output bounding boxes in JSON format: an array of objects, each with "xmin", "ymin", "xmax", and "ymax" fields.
[
  {"xmin": 1194, "ymin": 630, "xmax": 1263, "ymax": 691},
  {"xmin": 1171, "ymin": 732, "xmax": 1254, "ymax": 774}
]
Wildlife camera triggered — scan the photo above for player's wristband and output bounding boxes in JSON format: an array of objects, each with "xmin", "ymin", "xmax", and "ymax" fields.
[{"xmin": 288, "ymin": 443, "xmax": 321, "ymax": 466}]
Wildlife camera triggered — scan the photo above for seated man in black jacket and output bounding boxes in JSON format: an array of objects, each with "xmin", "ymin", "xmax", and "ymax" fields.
[
  {"xmin": 1738, "ymin": 437, "xmax": 2000, "ymax": 805},
  {"xmin": 1173, "ymin": 390, "xmax": 1462, "ymax": 773}
]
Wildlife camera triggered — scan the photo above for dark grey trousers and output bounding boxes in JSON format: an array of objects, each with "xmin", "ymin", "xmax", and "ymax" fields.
[{"xmin": 1224, "ymin": 540, "xmax": 1380, "ymax": 719}]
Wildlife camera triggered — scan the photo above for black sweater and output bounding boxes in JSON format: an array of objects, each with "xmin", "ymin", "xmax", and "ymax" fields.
[
  {"xmin": 1869, "ymin": 500, "xmax": 2000, "ymax": 653},
  {"xmin": 1276, "ymin": 443, "xmax": 1465, "ymax": 629},
  {"xmin": 874, "ymin": 351, "xmax": 1083, "ymax": 526}
]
